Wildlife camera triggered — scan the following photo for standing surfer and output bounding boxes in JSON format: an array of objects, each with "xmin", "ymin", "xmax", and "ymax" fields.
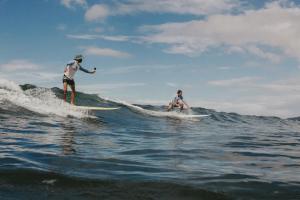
[
  {"xmin": 167, "ymin": 90, "xmax": 189, "ymax": 111},
  {"xmin": 63, "ymin": 55, "xmax": 96, "ymax": 105}
]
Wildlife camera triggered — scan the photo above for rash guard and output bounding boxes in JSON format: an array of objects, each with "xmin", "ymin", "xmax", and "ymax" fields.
[
  {"xmin": 173, "ymin": 95, "xmax": 183, "ymax": 104},
  {"xmin": 64, "ymin": 60, "xmax": 90, "ymax": 80}
]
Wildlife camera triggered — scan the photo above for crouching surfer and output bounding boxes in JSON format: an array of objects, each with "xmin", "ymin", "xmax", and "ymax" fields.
[
  {"xmin": 63, "ymin": 55, "xmax": 96, "ymax": 105},
  {"xmin": 167, "ymin": 90, "xmax": 189, "ymax": 111}
]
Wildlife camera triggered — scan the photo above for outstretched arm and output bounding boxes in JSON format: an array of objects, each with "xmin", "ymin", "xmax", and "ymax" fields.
[{"xmin": 79, "ymin": 65, "xmax": 96, "ymax": 74}]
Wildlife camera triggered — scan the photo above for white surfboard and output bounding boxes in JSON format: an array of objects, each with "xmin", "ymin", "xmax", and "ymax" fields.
[
  {"xmin": 75, "ymin": 106, "xmax": 120, "ymax": 111},
  {"xmin": 180, "ymin": 114, "xmax": 210, "ymax": 118}
]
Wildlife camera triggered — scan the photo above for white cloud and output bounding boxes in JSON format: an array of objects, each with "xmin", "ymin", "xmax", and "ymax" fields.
[
  {"xmin": 260, "ymin": 78, "xmax": 300, "ymax": 93},
  {"xmin": 0, "ymin": 71, "xmax": 61, "ymax": 85},
  {"xmin": 208, "ymin": 76, "xmax": 300, "ymax": 93},
  {"xmin": 141, "ymin": 1, "xmax": 300, "ymax": 61},
  {"xmin": 94, "ymin": 64, "xmax": 174, "ymax": 75},
  {"xmin": 34, "ymin": 72, "xmax": 61, "ymax": 81},
  {"xmin": 67, "ymin": 34, "xmax": 99, "ymax": 40},
  {"xmin": 114, "ymin": 0, "xmax": 239, "ymax": 16},
  {"xmin": 226, "ymin": 46, "xmax": 245, "ymax": 54},
  {"xmin": 245, "ymin": 46, "xmax": 282, "ymax": 63},
  {"xmin": 99, "ymin": 35, "xmax": 130, "ymax": 42},
  {"xmin": 166, "ymin": 82, "xmax": 177, "ymax": 87},
  {"xmin": 218, "ymin": 66, "xmax": 232, "ymax": 70},
  {"xmin": 196, "ymin": 94, "xmax": 300, "ymax": 118},
  {"xmin": 67, "ymin": 34, "xmax": 130, "ymax": 41},
  {"xmin": 0, "ymin": 60, "xmax": 61, "ymax": 85},
  {"xmin": 85, "ymin": 4, "xmax": 109, "ymax": 21},
  {"xmin": 0, "ymin": 60, "xmax": 40, "ymax": 72},
  {"xmin": 60, "ymin": 0, "xmax": 87, "ymax": 8},
  {"xmin": 97, "ymin": 66, "xmax": 140, "ymax": 75},
  {"xmin": 208, "ymin": 77, "xmax": 260, "ymax": 87},
  {"xmin": 244, "ymin": 61, "xmax": 266, "ymax": 68},
  {"xmin": 205, "ymin": 76, "xmax": 300, "ymax": 117},
  {"xmin": 78, "ymin": 82, "xmax": 145, "ymax": 93},
  {"xmin": 82, "ymin": 46, "xmax": 131, "ymax": 58},
  {"xmin": 84, "ymin": 0, "xmax": 239, "ymax": 22}
]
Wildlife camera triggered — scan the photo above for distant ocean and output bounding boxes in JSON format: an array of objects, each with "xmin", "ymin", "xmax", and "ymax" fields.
[{"xmin": 0, "ymin": 79, "xmax": 299, "ymax": 200}]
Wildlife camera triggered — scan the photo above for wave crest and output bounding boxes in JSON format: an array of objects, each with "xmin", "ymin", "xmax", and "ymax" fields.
[{"xmin": 0, "ymin": 79, "xmax": 90, "ymax": 118}]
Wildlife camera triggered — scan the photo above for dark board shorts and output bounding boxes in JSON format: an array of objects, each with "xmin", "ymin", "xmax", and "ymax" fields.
[{"xmin": 63, "ymin": 75, "xmax": 75, "ymax": 86}]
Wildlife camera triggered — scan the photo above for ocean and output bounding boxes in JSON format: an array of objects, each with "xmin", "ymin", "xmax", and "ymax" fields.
[{"xmin": 0, "ymin": 79, "xmax": 299, "ymax": 200}]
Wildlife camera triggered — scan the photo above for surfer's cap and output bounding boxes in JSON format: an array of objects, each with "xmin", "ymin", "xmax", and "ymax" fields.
[{"xmin": 74, "ymin": 54, "xmax": 83, "ymax": 60}]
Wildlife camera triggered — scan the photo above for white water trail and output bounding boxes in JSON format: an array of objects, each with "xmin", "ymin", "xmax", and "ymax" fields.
[
  {"xmin": 0, "ymin": 79, "xmax": 90, "ymax": 118},
  {"xmin": 103, "ymin": 97, "xmax": 208, "ymax": 120}
]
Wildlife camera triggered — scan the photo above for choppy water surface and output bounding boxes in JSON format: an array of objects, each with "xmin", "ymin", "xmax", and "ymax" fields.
[{"xmin": 0, "ymin": 80, "xmax": 300, "ymax": 200}]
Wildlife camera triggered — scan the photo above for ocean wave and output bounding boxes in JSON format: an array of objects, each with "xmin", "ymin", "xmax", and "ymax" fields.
[
  {"xmin": 0, "ymin": 79, "xmax": 90, "ymax": 118},
  {"xmin": 106, "ymin": 99, "xmax": 210, "ymax": 120},
  {"xmin": 1, "ymin": 80, "xmax": 300, "ymax": 200},
  {"xmin": 0, "ymin": 79, "xmax": 296, "ymax": 123}
]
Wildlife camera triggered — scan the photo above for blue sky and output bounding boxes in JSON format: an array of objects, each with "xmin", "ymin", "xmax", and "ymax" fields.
[{"xmin": 1, "ymin": 0, "xmax": 300, "ymax": 117}]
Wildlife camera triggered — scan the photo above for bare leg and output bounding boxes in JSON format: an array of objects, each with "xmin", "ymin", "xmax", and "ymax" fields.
[
  {"xmin": 70, "ymin": 84, "xmax": 76, "ymax": 105},
  {"xmin": 180, "ymin": 104, "xmax": 184, "ymax": 111},
  {"xmin": 63, "ymin": 82, "xmax": 68, "ymax": 102},
  {"xmin": 167, "ymin": 103, "xmax": 173, "ymax": 111}
]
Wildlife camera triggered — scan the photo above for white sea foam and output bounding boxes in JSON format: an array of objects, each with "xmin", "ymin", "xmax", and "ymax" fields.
[
  {"xmin": 107, "ymin": 98, "xmax": 208, "ymax": 120},
  {"xmin": 0, "ymin": 79, "xmax": 23, "ymax": 92},
  {"xmin": 0, "ymin": 79, "xmax": 90, "ymax": 118}
]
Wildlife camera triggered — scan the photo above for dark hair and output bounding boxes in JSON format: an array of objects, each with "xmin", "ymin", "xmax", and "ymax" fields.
[{"xmin": 177, "ymin": 90, "xmax": 182, "ymax": 94}]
